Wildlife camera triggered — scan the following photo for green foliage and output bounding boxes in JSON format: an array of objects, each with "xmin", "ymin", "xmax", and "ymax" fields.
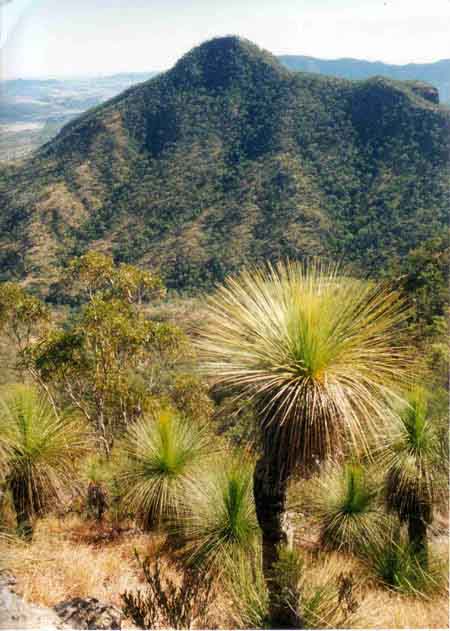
[
  {"xmin": 0, "ymin": 37, "xmax": 448, "ymax": 320},
  {"xmin": 181, "ymin": 457, "xmax": 259, "ymax": 569},
  {"xmin": 310, "ymin": 463, "xmax": 386, "ymax": 553},
  {"xmin": 122, "ymin": 554, "xmax": 214, "ymax": 630},
  {"xmin": 364, "ymin": 534, "xmax": 447, "ymax": 596},
  {"xmin": 23, "ymin": 253, "xmax": 183, "ymax": 450},
  {"xmin": 196, "ymin": 261, "xmax": 412, "ymax": 475},
  {"xmin": 381, "ymin": 387, "xmax": 443, "ymax": 526},
  {"xmin": 0, "ymin": 282, "xmax": 49, "ymax": 353},
  {"xmin": 0, "ymin": 385, "xmax": 89, "ymax": 536},
  {"xmin": 116, "ymin": 408, "xmax": 212, "ymax": 529}
]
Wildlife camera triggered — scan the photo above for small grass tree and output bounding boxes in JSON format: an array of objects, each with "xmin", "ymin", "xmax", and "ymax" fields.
[
  {"xmin": 381, "ymin": 386, "xmax": 444, "ymax": 563},
  {"xmin": 310, "ymin": 463, "xmax": 386, "ymax": 553},
  {"xmin": 116, "ymin": 407, "xmax": 213, "ymax": 529},
  {"xmin": 181, "ymin": 457, "xmax": 259, "ymax": 570},
  {"xmin": 196, "ymin": 261, "xmax": 411, "ymax": 627},
  {"xmin": 0, "ymin": 385, "xmax": 89, "ymax": 538}
]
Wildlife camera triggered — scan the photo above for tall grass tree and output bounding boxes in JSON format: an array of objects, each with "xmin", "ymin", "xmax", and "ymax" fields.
[
  {"xmin": 196, "ymin": 260, "xmax": 412, "ymax": 627},
  {"xmin": 381, "ymin": 386, "xmax": 444, "ymax": 562},
  {"xmin": 0, "ymin": 385, "xmax": 89, "ymax": 538}
]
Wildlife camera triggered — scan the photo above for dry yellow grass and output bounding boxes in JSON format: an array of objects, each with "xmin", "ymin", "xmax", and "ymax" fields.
[
  {"xmin": 1, "ymin": 515, "xmax": 163, "ymax": 610},
  {"xmin": 300, "ymin": 545, "xmax": 449, "ymax": 629},
  {"xmin": 1, "ymin": 514, "xmax": 448, "ymax": 629}
]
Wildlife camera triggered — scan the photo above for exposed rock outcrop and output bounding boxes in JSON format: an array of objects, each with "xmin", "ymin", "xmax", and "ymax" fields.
[
  {"xmin": 0, "ymin": 572, "xmax": 122, "ymax": 630},
  {"xmin": 0, "ymin": 572, "xmax": 64, "ymax": 630},
  {"xmin": 54, "ymin": 597, "xmax": 122, "ymax": 630}
]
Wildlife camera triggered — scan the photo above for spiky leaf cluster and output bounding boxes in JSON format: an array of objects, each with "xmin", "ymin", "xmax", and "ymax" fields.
[
  {"xmin": 381, "ymin": 387, "xmax": 441, "ymax": 524},
  {"xmin": 0, "ymin": 385, "xmax": 89, "ymax": 521},
  {"xmin": 196, "ymin": 261, "xmax": 412, "ymax": 474},
  {"xmin": 310, "ymin": 463, "xmax": 386, "ymax": 552},
  {"xmin": 181, "ymin": 458, "xmax": 259, "ymax": 569},
  {"xmin": 116, "ymin": 408, "xmax": 212, "ymax": 528}
]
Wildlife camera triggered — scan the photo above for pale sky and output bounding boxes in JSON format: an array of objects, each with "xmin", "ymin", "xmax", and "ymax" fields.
[{"xmin": 1, "ymin": 0, "xmax": 449, "ymax": 79}]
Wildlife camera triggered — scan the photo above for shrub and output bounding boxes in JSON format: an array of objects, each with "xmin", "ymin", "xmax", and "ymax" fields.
[
  {"xmin": 363, "ymin": 534, "xmax": 448, "ymax": 596},
  {"xmin": 0, "ymin": 385, "xmax": 89, "ymax": 538},
  {"xmin": 121, "ymin": 554, "xmax": 213, "ymax": 629},
  {"xmin": 310, "ymin": 463, "xmax": 386, "ymax": 553}
]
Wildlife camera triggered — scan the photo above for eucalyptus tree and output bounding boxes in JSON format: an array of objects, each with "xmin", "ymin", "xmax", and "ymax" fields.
[
  {"xmin": 196, "ymin": 261, "xmax": 411, "ymax": 627},
  {"xmin": 23, "ymin": 252, "xmax": 184, "ymax": 453}
]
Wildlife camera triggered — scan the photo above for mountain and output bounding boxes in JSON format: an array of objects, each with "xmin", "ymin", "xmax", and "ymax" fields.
[
  {"xmin": 0, "ymin": 36, "xmax": 448, "ymax": 296},
  {"xmin": 2, "ymin": 56, "xmax": 448, "ymax": 162},
  {"xmin": 278, "ymin": 56, "xmax": 450, "ymax": 104}
]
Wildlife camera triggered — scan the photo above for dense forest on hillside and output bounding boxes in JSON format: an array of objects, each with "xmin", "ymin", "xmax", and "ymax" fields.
[{"xmin": 0, "ymin": 37, "xmax": 448, "ymax": 304}]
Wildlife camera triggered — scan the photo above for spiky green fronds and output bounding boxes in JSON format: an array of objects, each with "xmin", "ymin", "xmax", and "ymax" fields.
[
  {"xmin": 0, "ymin": 385, "xmax": 89, "ymax": 526},
  {"xmin": 225, "ymin": 547, "xmax": 363, "ymax": 629},
  {"xmin": 310, "ymin": 463, "xmax": 386, "ymax": 553},
  {"xmin": 116, "ymin": 408, "xmax": 212, "ymax": 528},
  {"xmin": 381, "ymin": 387, "xmax": 441, "ymax": 524},
  {"xmin": 181, "ymin": 458, "xmax": 259, "ymax": 569},
  {"xmin": 364, "ymin": 533, "xmax": 448, "ymax": 596},
  {"xmin": 224, "ymin": 554, "xmax": 270, "ymax": 629},
  {"xmin": 196, "ymin": 261, "xmax": 411, "ymax": 474}
]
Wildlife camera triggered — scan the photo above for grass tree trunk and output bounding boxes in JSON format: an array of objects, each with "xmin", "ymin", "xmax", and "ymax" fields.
[
  {"xmin": 11, "ymin": 480, "xmax": 33, "ymax": 540},
  {"xmin": 408, "ymin": 514, "xmax": 428, "ymax": 564},
  {"xmin": 253, "ymin": 453, "xmax": 302, "ymax": 629}
]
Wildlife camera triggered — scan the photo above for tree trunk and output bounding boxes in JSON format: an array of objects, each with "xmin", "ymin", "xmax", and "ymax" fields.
[
  {"xmin": 408, "ymin": 514, "xmax": 428, "ymax": 565},
  {"xmin": 11, "ymin": 483, "xmax": 33, "ymax": 540},
  {"xmin": 254, "ymin": 454, "xmax": 302, "ymax": 629}
]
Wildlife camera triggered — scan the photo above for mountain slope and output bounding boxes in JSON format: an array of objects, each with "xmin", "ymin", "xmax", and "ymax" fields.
[
  {"xmin": 278, "ymin": 56, "xmax": 450, "ymax": 104},
  {"xmin": 0, "ymin": 36, "xmax": 448, "ymax": 294}
]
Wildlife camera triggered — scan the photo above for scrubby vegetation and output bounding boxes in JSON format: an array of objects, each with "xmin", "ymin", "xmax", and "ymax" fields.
[{"xmin": 0, "ymin": 252, "xmax": 447, "ymax": 629}]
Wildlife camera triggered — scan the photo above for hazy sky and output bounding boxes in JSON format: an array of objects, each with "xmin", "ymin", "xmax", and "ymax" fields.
[{"xmin": 1, "ymin": 0, "xmax": 449, "ymax": 79}]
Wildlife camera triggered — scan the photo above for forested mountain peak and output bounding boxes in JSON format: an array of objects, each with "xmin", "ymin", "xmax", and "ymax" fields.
[{"xmin": 0, "ymin": 37, "xmax": 448, "ymax": 298}]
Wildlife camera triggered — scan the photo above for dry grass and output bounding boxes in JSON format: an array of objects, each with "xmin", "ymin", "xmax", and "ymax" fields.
[
  {"xmin": 1, "ymin": 515, "xmax": 164, "ymax": 610},
  {"xmin": 300, "ymin": 543, "xmax": 449, "ymax": 629},
  {"xmin": 0, "ymin": 513, "xmax": 447, "ymax": 629}
]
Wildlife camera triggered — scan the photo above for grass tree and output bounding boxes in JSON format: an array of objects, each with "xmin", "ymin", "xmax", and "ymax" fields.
[
  {"xmin": 381, "ymin": 386, "xmax": 443, "ymax": 562},
  {"xmin": 196, "ymin": 261, "xmax": 411, "ymax": 627},
  {"xmin": 181, "ymin": 457, "xmax": 259, "ymax": 570},
  {"xmin": 116, "ymin": 408, "xmax": 212, "ymax": 529},
  {"xmin": 310, "ymin": 462, "xmax": 386, "ymax": 553},
  {"xmin": 0, "ymin": 385, "xmax": 89, "ymax": 538}
]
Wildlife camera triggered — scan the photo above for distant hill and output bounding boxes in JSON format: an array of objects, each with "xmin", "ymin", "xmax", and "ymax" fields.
[
  {"xmin": 0, "ymin": 73, "xmax": 157, "ymax": 160},
  {"xmin": 0, "ymin": 36, "xmax": 448, "ymax": 297},
  {"xmin": 278, "ymin": 56, "xmax": 450, "ymax": 103}
]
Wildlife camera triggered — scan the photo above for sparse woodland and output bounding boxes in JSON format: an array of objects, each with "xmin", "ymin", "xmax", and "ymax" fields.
[{"xmin": 0, "ymin": 251, "xmax": 448, "ymax": 629}]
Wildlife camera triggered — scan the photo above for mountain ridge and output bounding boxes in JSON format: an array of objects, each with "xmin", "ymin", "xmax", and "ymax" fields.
[{"xmin": 0, "ymin": 36, "xmax": 448, "ymax": 296}]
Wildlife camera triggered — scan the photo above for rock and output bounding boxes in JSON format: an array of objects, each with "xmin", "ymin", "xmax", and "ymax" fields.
[
  {"xmin": 0, "ymin": 574, "xmax": 65, "ymax": 630},
  {"xmin": 54, "ymin": 597, "xmax": 122, "ymax": 630}
]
